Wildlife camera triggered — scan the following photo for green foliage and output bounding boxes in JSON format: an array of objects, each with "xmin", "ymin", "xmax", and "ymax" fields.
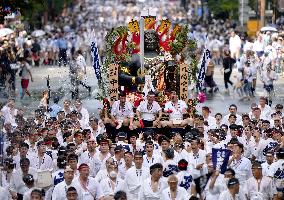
[
  {"xmin": 104, "ymin": 26, "xmax": 133, "ymax": 66},
  {"xmin": 103, "ymin": 26, "xmax": 134, "ymax": 96},
  {"xmin": 248, "ymin": 0, "xmax": 258, "ymax": 12},
  {"xmin": 170, "ymin": 25, "xmax": 189, "ymax": 55},
  {"xmin": 0, "ymin": 0, "xmax": 72, "ymax": 26},
  {"xmin": 208, "ymin": 0, "xmax": 239, "ymax": 19}
]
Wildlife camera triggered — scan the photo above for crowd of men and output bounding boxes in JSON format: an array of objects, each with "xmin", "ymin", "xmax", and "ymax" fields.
[{"xmin": 0, "ymin": 88, "xmax": 283, "ymax": 200}]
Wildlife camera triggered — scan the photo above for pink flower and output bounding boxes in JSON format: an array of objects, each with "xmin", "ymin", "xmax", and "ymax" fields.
[{"xmin": 197, "ymin": 92, "xmax": 206, "ymax": 103}]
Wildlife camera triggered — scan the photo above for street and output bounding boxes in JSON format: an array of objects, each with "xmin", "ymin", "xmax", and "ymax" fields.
[{"xmin": 2, "ymin": 64, "xmax": 284, "ymax": 117}]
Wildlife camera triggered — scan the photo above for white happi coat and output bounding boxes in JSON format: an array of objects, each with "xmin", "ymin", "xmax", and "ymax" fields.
[
  {"xmin": 203, "ymin": 174, "xmax": 227, "ymax": 200},
  {"xmin": 164, "ymin": 100, "xmax": 187, "ymax": 120},
  {"xmin": 52, "ymin": 180, "xmax": 74, "ymax": 200},
  {"xmin": 100, "ymin": 177, "xmax": 126, "ymax": 197},
  {"xmin": 229, "ymin": 156, "xmax": 252, "ymax": 184},
  {"xmin": 244, "ymin": 176, "xmax": 275, "ymax": 200},
  {"xmin": 73, "ymin": 176, "xmax": 103, "ymax": 200},
  {"xmin": 111, "ymin": 100, "xmax": 134, "ymax": 120},
  {"xmin": 219, "ymin": 189, "xmax": 247, "ymax": 200},
  {"xmin": 124, "ymin": 166, "xmax": 150, "ymax": 199},
  {"xmin": 138, "ymin": 177, "xmax": 167, "ymax": 200},
  {"xmin": 161, "ymin": 186, "xmax": 188, "ymax": 200}
]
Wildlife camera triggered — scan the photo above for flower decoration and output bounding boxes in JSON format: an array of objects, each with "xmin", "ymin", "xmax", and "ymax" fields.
[
  {"xmin": 197, "ymin": 92, "xmax": 206, "ymax": 103},
  {"xmin": 166, "ymin": 109, "xmax": 173, "ymax": 113},
  {"xmin": 187, "ymin": 98, "xmax": 198, "ymax": 116},
  {"xmin": 103, "ymin": 98, "xmax": 111, "ymax": 112}
]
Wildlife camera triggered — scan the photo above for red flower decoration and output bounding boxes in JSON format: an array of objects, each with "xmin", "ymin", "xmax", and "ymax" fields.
[{"xmin": 167, "ymin": 109, "xmax": 173, "ymax": 113}]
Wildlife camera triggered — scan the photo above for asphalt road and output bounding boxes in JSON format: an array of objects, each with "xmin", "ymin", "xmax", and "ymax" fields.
[{"xmin": 1, "ymin": 64, "xmax": 284, "ymax": 117}]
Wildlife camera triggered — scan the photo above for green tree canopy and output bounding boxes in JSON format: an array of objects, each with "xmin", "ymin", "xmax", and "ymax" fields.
[
  {"xmin": 0, "ymin": 0, "xmax": 72, "ymax": 27},
  {"xmin": 207, "ymin": 0, "xmax": 239, "ymax": 19}
]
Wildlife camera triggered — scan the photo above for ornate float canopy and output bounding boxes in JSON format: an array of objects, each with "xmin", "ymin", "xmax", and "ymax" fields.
[
  {"xmin": 100, "ymin": 16, "xmax": 199, "ymax": 103},
  {"xmin": 104, "ymin": 17, "xmax": 197, "ymax": 63}
]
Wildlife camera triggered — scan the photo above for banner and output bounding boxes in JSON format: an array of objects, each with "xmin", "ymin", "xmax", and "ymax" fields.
[
  {"xmin": 197, "ymin": 48, "xmax": 211, "ymax": 91},
  {"xmin": 90, "ymin": 32, "xmax": 102, "ymax": 82},
  {"xmin": 109, "ymin": 64, "xmax": 119, "ymax": 105},
  {"xmin": 179, "ymin": 63, "xmax": 189, "ymax": 101},
  {"xmin": 212, "ymin": 148, "xmax": 231, "ymax": 174}
]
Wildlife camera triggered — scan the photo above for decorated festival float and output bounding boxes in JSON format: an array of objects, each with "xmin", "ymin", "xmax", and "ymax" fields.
[{"xmin": 98, "ymin": 10, "xmax": 208, "ymax": 124}]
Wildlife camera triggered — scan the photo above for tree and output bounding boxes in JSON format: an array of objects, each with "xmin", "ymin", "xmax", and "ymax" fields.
[
  {"xmin": 0, "ymin": 0, "xmax": 72, "ymax": 28},
  {"xmin": 207, "ymin": 0, "xmax": 239, "ymax": 19}
]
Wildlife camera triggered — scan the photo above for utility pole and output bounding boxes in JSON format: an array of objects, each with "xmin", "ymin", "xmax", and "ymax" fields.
[
  {"xmin": 260, "ymin": 0, "xmax": 266, "ymax": 27},
  {"xmin": 239, "ymin": 0, "xmax": 250, "ymax": 30}
]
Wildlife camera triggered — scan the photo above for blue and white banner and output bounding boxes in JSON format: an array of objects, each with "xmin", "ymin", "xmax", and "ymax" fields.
[
  {"xmin": 90, "ymin": 32, "xmax": 102, "ymax": 82},
  {"xmin": 212, "ymin": 148, "xmax": 231, "ymax": 174},
  {"xmin": 197, "ymin": 48, "xmax": 211, "ymax": 91}
]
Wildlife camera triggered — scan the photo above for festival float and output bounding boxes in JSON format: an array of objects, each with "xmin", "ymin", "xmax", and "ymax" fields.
[{"xmin": 99, "ymin": 11, "xmax": 206, "ymax": 116}]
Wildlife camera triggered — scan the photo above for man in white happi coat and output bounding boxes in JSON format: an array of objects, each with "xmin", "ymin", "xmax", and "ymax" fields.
[
  {"xmin": 120, "ymin": 151, "xmax": 134, "ymax": 179},
  {"xmin": 66, "ymin": 186, "xmax": 79, "ymax": 200},
  {"xmin": 261, "ymin": 151, "xmax": 274, "ymax": 176},
  {"xmin": 73, "ymin": 163, "xmax": 103, "ymax": 200},
  {"xmin": 142, "ymin": 140, "xmax": 163, "ymax": 168},
  {"xmin": 74, "ymin": 99, "xmax": 89, "ymax": 129},
  {"xmin": 108, "ymin": 91, "xmax": 134, "ymax": 130},
  {"xmin": 229, "ymin": 30, "xmax": 242, "ymax": 59},
  {"xmin": 268, "ymin": 148, "xmax": 284, "ymax": 199},
  {"xmin": 176, "ymin": 159, "xmax": 197, "ymax": 197},
  {"xmin": 136, "ymin": 91, "xmax": 162, "ymax": 128},
  {"xmin": 29, "ymin": 141, "xmax": 53, "ymax": 171},
  {"xmin": 201, "ymin": 106, "xmax": 217, "ymax": 129},
  {"xmin": 203, "ymin": 165, "xmax": 226, "ymax": 200},
  {"xmin": 88, "ymin": 117, "xmax": 104, "ymax": 139},
  {"xmin": 67, "ymin": 153, "xmax": 80, "ymax": 178},
  {"xmin": 219, "ymin": 178, "xmax": 246, "ymax": 200},
  {"xmin": 52, "ymin": 166, "xmax": 75, "ymax": 200},
  {"xmin": 228, "ymin": 142, "xmax": 252, "ymax": 184},
  {"xmin": 139, "ymin": 163, "xmax": 167, "ymax": 200},
  {"xmin": 94, "ymin": 157, "xmax": 122, "ymax": 184},
  {"xmin": 14, "ymin": 142, "xmax": 35, "ymax": 169},
  {"xmin": 222, "ymin": 104, "xmax": 242, "ymax": 125},
  {"xmin": 0, "ymin": 98, "xmax": 18, "ymax": 126},
  {"xmin": 125, "ymin": 151, "xmax": 150, "ymax": 199},
  {"xmin": 229, "ymin": 143, "xmax": 252, "ymax": 184},
  {"xmin": 96, "ymin": 138, "xmax": 112, "ymax": 170},
  {"xmin": 162, "ymin": 91, "xmax": 188, "ymax": 128},
  {"xmin": 78, "ymin": 138, "xmax": 101, "ymax": 177},
  {"xmin": 188, "ymin": 138, "xmax": 207, "ymax": 179},
  {"xmin": 112, "ymin": 145, "xmax": 126, "ymax": 175},
  {"xmin": 100, "ymin": 159, "xmax": 126, "ymax": 198},
  {"xmin": 245, "ymin": 161, "xmax": 275, "ymax": 200},
  {"xmin": 162, "ymin": 175, "xmax": 188, "ymax": 200},
  {"xmin": 9, "ymin": 158, "xmax": 37, "ymax": 200},
  {"xmin": 258, "ymin": 96, "xmax": 272, "ymax": 120}
]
